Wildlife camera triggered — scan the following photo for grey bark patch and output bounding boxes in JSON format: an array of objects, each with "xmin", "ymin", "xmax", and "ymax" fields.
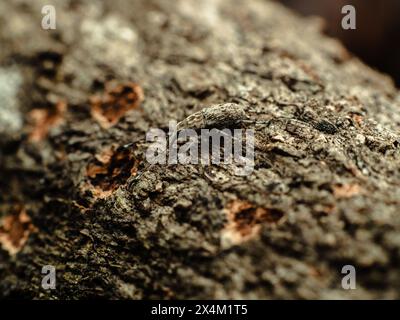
[{"xmin": 0, "ymin": 67, "xmax": 23, "ymax": 136}]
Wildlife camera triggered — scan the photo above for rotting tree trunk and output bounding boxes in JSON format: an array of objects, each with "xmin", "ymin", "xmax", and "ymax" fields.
[{"xmin": 1, "ymin": 0, "xmax": 400, "ymax": 299}]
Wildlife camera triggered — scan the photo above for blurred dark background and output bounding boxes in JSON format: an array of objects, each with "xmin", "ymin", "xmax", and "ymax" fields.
[{"xmin": 279, "ymin": 0, "xmax": 400, "ymax": 86}]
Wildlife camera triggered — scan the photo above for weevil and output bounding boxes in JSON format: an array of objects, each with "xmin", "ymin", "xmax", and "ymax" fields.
[
  {"xmin": 176, "ymin": 103, "xmax": 250, "ymax": 130},
  {"xmin": 127, "ymin": 102, "xmax": 338, "ymax": 186},
  {"xmin": 312, "ymin": 119, "xmax": 338, "ymax": 134},
  {"xmin": 128, "ymin": 103, "xmax": 261, "ymax": 185}
]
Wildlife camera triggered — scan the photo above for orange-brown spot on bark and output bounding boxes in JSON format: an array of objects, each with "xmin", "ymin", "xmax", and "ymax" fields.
[
  {"xmin": 308, "ymin": 266, "xmax": 323, "ymax": 278},
  {"xmin": 352, "ymin": 114, "xmax": 364, "ymax": 125},
  {"xmin": 0, "ymin": 207, "xmax": 37, "ymax": 255},
  {"xmin": 85, "ymin": 145, "xmax": 139, "ymax": 198},
  {"xmin": 333, "ymin": 183, "xmax": 363, "ymax": 198},
  {"xmin": 90, "ymin": 82, "xmax": 144, "ymax": 129},
  {"xmin": 28, "ymin": 101, "xmax": 67, "ymax": 142},
  {"xmin": 221, "ymin": 200, "xmax": 284, "ymax": 246}
]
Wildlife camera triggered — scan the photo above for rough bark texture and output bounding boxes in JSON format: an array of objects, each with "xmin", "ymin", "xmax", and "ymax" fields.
[{"xmin": 1, "ymin": 0, "xmax": 400, "ymax": 299}]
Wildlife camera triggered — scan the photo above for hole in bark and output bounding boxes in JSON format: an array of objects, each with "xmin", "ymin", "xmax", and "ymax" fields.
[
  {"xmin": 222, "ymin": 200, "xmax": 285, "ymax": 245},
  {"xmin": 86, "ymin": 146, "xmax": 140, "ymax": 194}
]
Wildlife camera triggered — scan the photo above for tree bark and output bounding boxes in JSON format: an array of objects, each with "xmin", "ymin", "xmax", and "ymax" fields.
[{"xmin": 1, "ymin": 0, "xmax": 400, "ymax": 299}]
